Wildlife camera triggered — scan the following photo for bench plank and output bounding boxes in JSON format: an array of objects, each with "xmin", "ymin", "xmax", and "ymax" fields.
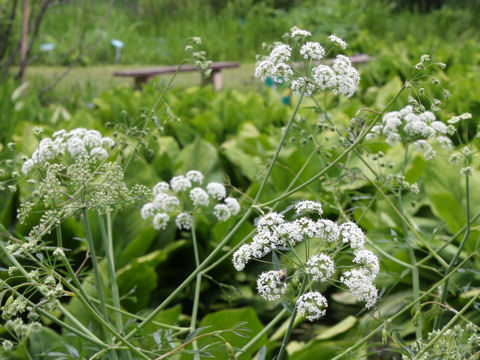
[{"xmin": 113, "ymin": 61, "xmax": 240, "ymax": 90}]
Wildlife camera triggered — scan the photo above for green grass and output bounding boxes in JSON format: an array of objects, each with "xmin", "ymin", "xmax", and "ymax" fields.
[{"xmin": 25, "ymin": 64, "xmax": 259, "ymax": 94}]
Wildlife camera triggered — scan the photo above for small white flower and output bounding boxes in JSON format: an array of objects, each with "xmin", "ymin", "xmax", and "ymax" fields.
[
  {"xmin": 175, "ymin": 212, "xmax": 193, "ymax": 230},
  {"xmin": 206, "ymin": 182, "xmax": 226, "ymax": 200},
  {"xmin": 312, "ymin": 65, "xmax": 337, "ymax": 90},
  {"xmin": 290, "ymin": 26, "xmax": 311, "ymax": 39},
  {"xmin": 341, "ymin": 269, "xmax": 378, "ymax": 309},
  {"xmin": 213, "ymin": 204, "xmax": 231, "ymax": 221},
  {"xmin": 296, "ymin": 291, "xmax": 328, "ymax": 321},
  {"xmin": 170, "ymin": 175, "xmax": 192, "ymax": 192},
  {"xmin": 189, "ymin": 187, "xmax": 209, "ymax": 207},
  {"xmin": 82, "ymin": 130, "xmax": 102, "ymax": 148},
  {"xmin": 294, "ymin": 200, "xmax": 323, "ymax": 216},
  {"xmin": 339, "ymin": 222, "xmax": 365, "ymax": 249},
  {"xmin": 269, "ymin": 44, "xmax": 292, "ymax": 63},
  {"xmin": 152, "ymin": 181, "xmax": 170, "ymax": 195},
  {"xmin": 153, "ymin": 193, "xmax": 180, "ymax": 212},
  {"xmin": 21, "ymin": 159, "xmax": 35, "ymax": 175},
  {"xmin": 153, "ymin": 213, "xmax": 170, "ymax": 230},
  {"xmin": 101, "ymin": 137, "xmax": 115, "ymax": 148},
  {"xmin": 306, "ymin": 254, "xmax": 335, "ymax": 282},
  {"xmin": 329, "ymin": 34, "xmax": 347, "ymax": 49},
  {"xmin": 90, "ymin": 147, "xmax": 108, "ymax": 161},
  {"xmin": 232, "ymin": 244, "xmax": 252, "ymax": 271},
  {"xmin": 186, "ymin": 170, "xmax": 204, "ymax": 184},
  {"xmin": 300, "ymin": 42, "xmax": 325, "ymax": 60},
  {"xmin": 291, "ymin": 77, "xmax": 316, "ymax": 96},
  {"xmin": 352, "ymin": 249, "xmax": 379, "ymax": 279},
  {"xmin": 257, "ymin": 270, "xmax": 287, "ymax": 301},
  {"xmin": 224, "ymin": 197, "xmax": 240, "ymax": 216},
  {"xmin": 53, "ymin": 247, "xmax": 65, "ymax": 258},
  {"xmin": 141, "ymin": 202, "xmax": 157, "ymax": 219},
  {"xmin": 316, "ymin": 219, "xmax": 340, "ymax": 243}
]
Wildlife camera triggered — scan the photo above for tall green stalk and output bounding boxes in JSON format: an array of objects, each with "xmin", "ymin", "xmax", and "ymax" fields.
[
  {"xmin": 99, "ymin": 211, "xmax": 124, "ymax": 333},
  {"xmin": 190, "ymin": 222, "xmax": 202, "ymax": 357},
  {"xmin": 434, "ymin": 157, "xmax": 471, "ymax": 330},
  {"xmin": 399, "ymin": 144, "xmax": 422, "ymax": 339},
  {"xmin": 277, "ymin": 276, "xmax": 307, "ymax": 360}
]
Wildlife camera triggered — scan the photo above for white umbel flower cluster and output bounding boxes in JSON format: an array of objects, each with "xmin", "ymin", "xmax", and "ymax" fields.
[
  {"xmin": 254, "ymin": 27, "xmax": 360, "ymax": 98},
  {"xmin": 257, "ymin": 270, "xmax": 288, "ymax": 301},
  {"xmin": 21, "ymin": 128, "xmax": 115, "ymax": 175},
  {"xmin": 367, "ymin": 105, "xmax": 453, "ymax": 159},
  {"xmin": 232, "ymin": 200, "xmax": 380, "ymax": 319},
  {"xmin": 296, "ymin": 291, "xmax": 328, "ymax": 321},
  {"xmin": 141, "ymin": 170, "xmax": 240, "ymax": 230}
]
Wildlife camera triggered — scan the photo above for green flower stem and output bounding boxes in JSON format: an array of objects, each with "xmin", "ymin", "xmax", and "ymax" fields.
[
  {"xmin": 253, "ymin": 91, "xmax": 305, "ymax": 203},
  {"xmin": 82, "ymin": 209, "xmax": 109, "ymax": 322},
  {"xmin": 99, "ymin": 211, "xmax": 124, "ymax": 333},
  {"xmin": 190, "ymin": 222, "xmax": 202, "ymax": 355},
  {"xmin": 399, "ymin": 144, "xmax": 422, "ymax": 339},
  {"xmin": 236, "ymin": 308, "xmax": 288, "ymax": 357},
  {"xmin": 86, "ymin": 295, "xmax": 189, "ymax": 331},
  {"xmin": 434, "ymin": 158, "xmax": 471, "ymax": 330},
  {"xmin": 415, "ymin": 290, "xmax": 480, "ymax": 359},
  {"xmin": 277, "ymin": 276, "xmax": 307, "ymax": 360},
  {"xmin": 125, "ymin": 91, "xmax": 307, "ymax": 340},
  {"xmin": 82, "ymin": 210, "xmax": 118, "ymax": 360},
  {"xmin": 260, "ymin": 85, "xmax": 406, "ymax": 208},
  {"xmin": 330, "ymin": 252, "xmax": 476, "ymax": 360}
]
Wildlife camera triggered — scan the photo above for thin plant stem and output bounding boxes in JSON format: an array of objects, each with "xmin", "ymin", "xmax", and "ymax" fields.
[
  {"xmin": 101, "ymin": 211, "xmax": 124, "ymax": 333},
  {"xmin": 434, "ymin": 158, "xmax": 471, "ymax": 330},
  {"xmin": 399, "ymin": 144, "xmax": 422, "ymax": 339},
  {"xmin": 190, "ymin": 222, "xmax": 202, "ymax": 357},
  {"xmin": 277, "ymin": 276, "xmax": 307, "ymax": 360},
  {"xmin": 236, "ymin": 308, "xmax": 288, "ymax": 357},
  {"xmin": 253, "ymin": 91, "xmax": 305, "ymax": 203},
  {"xmin": 82, "ymin": 209, "xmax": 109, "ymax": 321}
]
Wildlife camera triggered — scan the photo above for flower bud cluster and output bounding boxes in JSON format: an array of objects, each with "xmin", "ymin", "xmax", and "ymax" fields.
[
  {"xmin": 141, "ymin": 170, "xmax": 240, "ymax": 231},
  {"xmin": 255, "ymin": 27, "xmax": 360, "ymax": 98},
  {"xmin": 233, "ymin": 200, "xmax": 380, "ymax": 320},
  {"xmin": 367, "ymin": 105, "xmax": 453, "ymax": 159}
]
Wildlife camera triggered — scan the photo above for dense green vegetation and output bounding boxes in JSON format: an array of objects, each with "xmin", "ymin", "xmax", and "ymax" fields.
[{"xmin": 1, "ymin": 1, "xmax": 480, "ymax": 359}]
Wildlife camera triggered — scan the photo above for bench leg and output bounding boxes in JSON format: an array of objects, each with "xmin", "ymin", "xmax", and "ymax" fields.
[
  {"xmin": 202, "ymin": 70, "xmax": 222, "ymax": 91},
  {"xmin": 134, "ymin": 76, "xmax": 150, "ymax": 90}
]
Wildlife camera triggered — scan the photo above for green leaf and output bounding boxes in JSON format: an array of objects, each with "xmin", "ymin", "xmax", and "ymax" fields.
[
  {"xmin": 176, "ymin": 136, "xmax": 219, "ymax": 175},
  {"xmin": 197, "ymin": 307, "xmax": 267, "ymax": 360},
  {"xmin": 314, "ymin": 316, "xmax": 357, "ymax": 340}
]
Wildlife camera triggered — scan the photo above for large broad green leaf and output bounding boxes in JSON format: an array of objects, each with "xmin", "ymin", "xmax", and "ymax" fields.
[
  {"xmin": 175, "ymin": 136, "xmax": 219, "ymax": 175},
  {"xmin": 314, "ymin": 316, "xmax": 357, "ymax": 340},
  {"xmin": 222, "ymin": 138, "xmax": 262, "ymax": 181},
  {"xmin": 195, "ymin": 307, "xmax": 267, "ymax": 360}
]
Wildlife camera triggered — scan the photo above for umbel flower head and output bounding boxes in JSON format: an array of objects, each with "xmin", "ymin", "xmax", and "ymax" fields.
[
  {"xmin": 255, "ymin": 27, "xmax": 360, "ymax": 98},
  {"xmin": 366, "ymin": 105, "xmax": 454, "ymax": 159},
  {"xmin": 141, "ymin": 170, "xmax": 240, "ymax": 231},
  {"xmin": 21, "ymin": 128, "xmax": 115, "ymax": 175},
  {"xmin": 232, "ymin": 200, "xmax": 380, "ymax": 321}
]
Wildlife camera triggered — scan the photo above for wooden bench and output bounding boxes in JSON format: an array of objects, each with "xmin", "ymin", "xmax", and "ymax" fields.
[{"xmin": 113, "ymin": 61, "xmax": 240, "ymax": 90}]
